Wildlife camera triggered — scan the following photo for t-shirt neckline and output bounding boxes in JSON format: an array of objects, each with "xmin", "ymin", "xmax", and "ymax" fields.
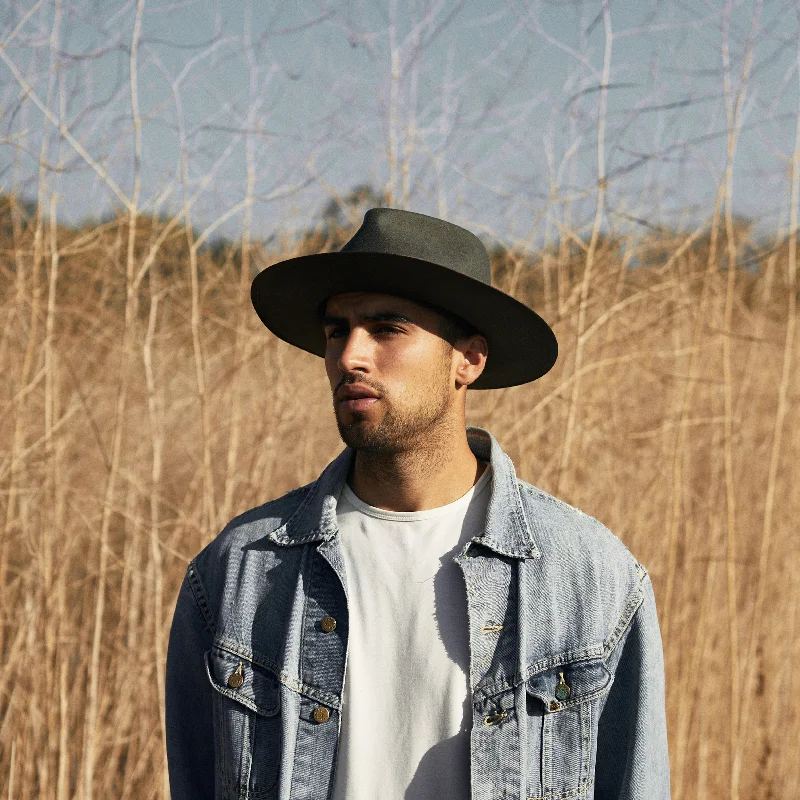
[{"xmin": 339, "ymin": 462, "xmax": 492, "ymax": 522}]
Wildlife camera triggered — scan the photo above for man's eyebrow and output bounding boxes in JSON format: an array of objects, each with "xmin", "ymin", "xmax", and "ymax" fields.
[{"xmin": 321, "ymin": 311, "xmax": 416, "ymax": 326}]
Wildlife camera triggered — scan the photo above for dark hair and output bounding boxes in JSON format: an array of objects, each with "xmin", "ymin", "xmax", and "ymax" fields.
[
  {"xmin": 421, "ymin": 301, "xmax": 481, "ymax": 346},
  {"xmin": 439, "ymin": 311, "xmax": 479, "ymax": 345},
  {"xmin": 318, "ymin": 294, "xmax": 481, "ymax": 345}
]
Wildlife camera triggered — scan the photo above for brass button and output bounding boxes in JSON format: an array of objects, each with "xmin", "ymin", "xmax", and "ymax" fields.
[
  {"xmin": 321, "ymin": 616, "xmax": 337, "ymax": 633},
  {"xmin": 313, "ymin": 706, "xmax": 330, "ymax": 724},
  {"xmin": 227, "ymin": 662, "xmax": 244, "ymax": 689},
  {"xmin": 548, "ymin": 700, "xmax": 560, "ymax": 712},
  {"xmin": 555, "ymin": 671, "xmax": 571, "ymax": 701}
]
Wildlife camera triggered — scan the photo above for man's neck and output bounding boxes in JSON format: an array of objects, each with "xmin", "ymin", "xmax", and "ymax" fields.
[{"xmin": 346, "ymin": 426, "xmax": 488, "ymax": 512}]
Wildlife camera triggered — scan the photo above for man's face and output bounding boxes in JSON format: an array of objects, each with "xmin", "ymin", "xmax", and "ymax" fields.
[{"xmin": 323, "ymin": 292, "xmax": 460, "ymax": 454}]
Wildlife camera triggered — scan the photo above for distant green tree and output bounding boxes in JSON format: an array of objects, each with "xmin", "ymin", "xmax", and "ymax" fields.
[{"xmin": 320, "ymin": 184, "xmax": 387, "ymax": 233}]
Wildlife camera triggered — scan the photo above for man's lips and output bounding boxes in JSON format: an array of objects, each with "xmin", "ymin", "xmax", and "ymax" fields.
[
  {"xmin": 339, "ymin": 397, "xmax": 379, "ymax": 412},
  {"xmin": 337, "ymin": 385, "xmax": 381, "ymax": 412}
]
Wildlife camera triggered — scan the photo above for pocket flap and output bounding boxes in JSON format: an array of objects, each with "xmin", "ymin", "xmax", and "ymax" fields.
[
  {"xmin": 526, "ymin": 656, "xmax": 612, "ymax": 711},
  {"xmin": 205, "ymin": 645, "xmax": 281, "ymax": 717}
]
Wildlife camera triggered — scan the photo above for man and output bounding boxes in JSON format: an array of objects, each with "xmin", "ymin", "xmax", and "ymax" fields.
[{"xmin": 165, "ymin": 208, "xmax": 670, "ymax": 800}]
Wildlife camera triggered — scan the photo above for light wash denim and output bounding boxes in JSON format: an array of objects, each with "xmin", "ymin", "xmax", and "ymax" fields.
[{"xmin": 166, "ymin": 426, "xmax": 670, "ymax": 800}]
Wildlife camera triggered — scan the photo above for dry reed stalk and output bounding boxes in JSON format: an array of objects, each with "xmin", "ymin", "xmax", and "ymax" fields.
[
  {"xmin": 41, "ymin": 192, "xmax": 61, "ymax": 798},
  {"xmin": 56, "ymin": 660, "xmax": 69, "ymax": 800},
  {"xmin": 221, "ymin": 96, "xmax": 257, "ymax": 529},
  {"xmin": 557, "ymin": 0, "xmax": 612, "ymax": 494},
  {"xmin": 0, "ymin": 53, "xmax": 130, "ymax": 213},
  {"xmin": 732, "ymin": 34, "xmax": 800, "ymax": 796},
  {"xmin": 6, "ymin": 739, "xmax": 14, "ymax": 800},
  {"xmin": 662, "ymin": 184, "xmax": 725, "ymax": 643},
  {"xmin": 720, "ymin": 18, "xmax": 746, "ymax": 797},
  {"xmin": 673, "ymin": 411, "xmax": 724, "ymax": 797},
  {"xmin": 185, "ymin": 206, "xmax": 216, "ymax": 543},
  {"xmin": 83, "ymin": 6, "xmax": 145, "ymax": 796},
  {"xmin": 0, "ymin": 198, "xmax": 29, "ymax": 655},
  {"xmin": 784, "ymin": 564, "xmax": 800, "ymax": 799},
  {"xmin": 144, "ymin": 283, "xmax": 168, "ymax": 799}
]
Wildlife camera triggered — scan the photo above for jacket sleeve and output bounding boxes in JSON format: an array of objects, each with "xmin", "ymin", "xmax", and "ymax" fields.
[
  {"xmin": 594, "ymin": 574, "xmax": 671, "ymax": 800},
  {"xmin": 165, "ymin": 566, "xmax": 216, "ymax": 800}
]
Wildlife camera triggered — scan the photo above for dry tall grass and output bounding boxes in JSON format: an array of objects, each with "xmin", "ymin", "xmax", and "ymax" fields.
[{"xmin": 0, "ymin": 195, "xmax": 798, "ymax": 799}]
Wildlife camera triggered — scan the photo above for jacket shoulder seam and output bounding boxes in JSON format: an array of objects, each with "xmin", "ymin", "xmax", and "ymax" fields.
[
  {"xmin": 603, "ymin": 564, "xmax": 648, "ymax": 660},
  {"xmin": 226, "ymin": 483, "xmax": 313, "ymax": 529},
  {"xmin": 517, "ymin": 480, "xmax": 616, "ymax": 536},
  {"xmin": 517, "ymin": 480, "xmax": 595, "ymax": 519},
  {"xmin": 186, "ymin": 559, "xmax": 216, "ymax": 637}
]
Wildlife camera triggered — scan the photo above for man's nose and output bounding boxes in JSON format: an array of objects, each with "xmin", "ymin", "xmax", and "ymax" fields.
[{"xmin": 336, "ymin": 327, "xmax": 372, "ymax": 374}]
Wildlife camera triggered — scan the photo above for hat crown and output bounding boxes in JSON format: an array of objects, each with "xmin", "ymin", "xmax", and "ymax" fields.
[{"xmin": 340, "ymin": 208, "xmax": 491, "ymax": 284}]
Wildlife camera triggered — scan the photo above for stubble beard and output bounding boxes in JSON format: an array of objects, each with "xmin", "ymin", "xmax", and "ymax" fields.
[{"xmin": 334, "ymin": 348, "xmax": 454, "ymax": 455}]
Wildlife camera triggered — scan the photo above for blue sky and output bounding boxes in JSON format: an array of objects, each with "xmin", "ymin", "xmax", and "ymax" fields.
[{"xmin": 1, "ymin": 0, "xmax": 798, "ymax": 246}]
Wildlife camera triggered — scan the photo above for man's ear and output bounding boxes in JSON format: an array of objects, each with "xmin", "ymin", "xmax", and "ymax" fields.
[{"xmin": 455, "ymin": 334, "xmax": 488, "ymax": 388}]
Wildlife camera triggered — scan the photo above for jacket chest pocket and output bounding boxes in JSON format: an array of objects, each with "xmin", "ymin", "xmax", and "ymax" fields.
[
  {"xmin": 524, "ymin": 657, "xmax": 612, "ymax": 800},
  {"xmin": 205, "ymin": 645, "xmax": 282, "ymax": 800}
]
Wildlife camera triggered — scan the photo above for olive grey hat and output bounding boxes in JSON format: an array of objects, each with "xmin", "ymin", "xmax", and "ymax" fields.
[{"xmin": 251, "ymin": 208, "xmax": 557, "ymax": 389}]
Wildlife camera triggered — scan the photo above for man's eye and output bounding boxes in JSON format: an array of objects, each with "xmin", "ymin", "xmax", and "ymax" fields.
[{"xmin": 325, "ymin": 325, "xmax": 401, "ymax": 339}]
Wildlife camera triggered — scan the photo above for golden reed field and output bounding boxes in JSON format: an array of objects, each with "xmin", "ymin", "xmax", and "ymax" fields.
[{"xmin": 0, "ymin": 194, "xmax": 797, "ymax": 799}]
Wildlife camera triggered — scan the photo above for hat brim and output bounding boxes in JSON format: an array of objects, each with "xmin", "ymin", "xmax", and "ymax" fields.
[{"xmin": 250, "ymin": 251, "xmax": 557, "ymax": 389}]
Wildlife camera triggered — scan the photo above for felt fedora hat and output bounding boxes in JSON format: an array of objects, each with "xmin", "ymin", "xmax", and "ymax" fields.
[{"xmin": 250, "ymin": 208, "xmax": 557, "ymax": 389}]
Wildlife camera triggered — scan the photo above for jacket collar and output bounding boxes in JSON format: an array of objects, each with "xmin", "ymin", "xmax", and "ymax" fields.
[{"xmin": 267, "ymin": 425, "xmax": 539, "ymax": 559}]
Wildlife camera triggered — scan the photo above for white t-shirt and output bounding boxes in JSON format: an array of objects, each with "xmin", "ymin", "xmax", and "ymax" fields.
[{"xmin": 330, "ymin": 463, "xmax": 493, "ymax": 800}]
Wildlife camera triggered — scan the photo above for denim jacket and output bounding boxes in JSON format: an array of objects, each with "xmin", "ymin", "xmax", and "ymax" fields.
[{"xmin": 165, "ymin": 426, "xmax": 670, "ymax": 800}]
